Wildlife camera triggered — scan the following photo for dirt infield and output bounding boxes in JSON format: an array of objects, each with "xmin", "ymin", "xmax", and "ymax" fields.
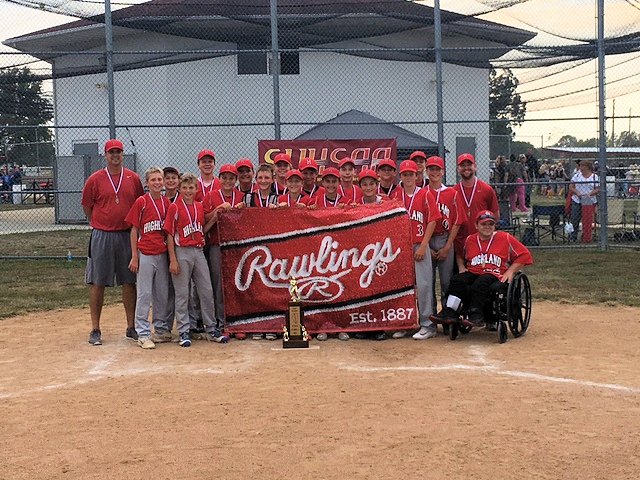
[{"xmin": 1, "ymin": 302, "xmax": 639, "ymax": 480}]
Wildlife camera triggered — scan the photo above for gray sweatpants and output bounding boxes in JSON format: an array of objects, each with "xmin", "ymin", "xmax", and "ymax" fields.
[
  {"xmin": 207, "ymin": 245, "xmax": 225, "ymax": 329},
  {"xmin": 429, "ymin": 233, "xmax": 454, "ymax": 313},
  {"xmin": 414, "ymin": 243, "xmax": 434, "ymax": 328},
  {"xmin": 172, "ymin": 246, "xmax": 217, "ymax": 335},
  {"xmin": 134, "ymin": 252, "xmax": 171, "ymax": 338}
]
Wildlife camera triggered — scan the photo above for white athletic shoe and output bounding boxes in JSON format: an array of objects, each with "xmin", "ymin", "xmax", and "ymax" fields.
[
  {"xmin": 391, "ymin": 331, "xmax": 407, "ymax": 339},
  {"xmin": 137, "ymin": 337, "xmax": 156, "ymax": 349},
  {"xmin": 412, "ymin": 326, "xmax": 437, "ymax": 340}
]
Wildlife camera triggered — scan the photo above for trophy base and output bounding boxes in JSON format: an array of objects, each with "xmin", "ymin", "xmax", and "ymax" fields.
[
  {"xmin": 283, "ymin": 339, "xmax": 309, "ymax": 349},
  {"xmin": 283, "ymin": 300, "xmax": 309, "ymax": 349}
]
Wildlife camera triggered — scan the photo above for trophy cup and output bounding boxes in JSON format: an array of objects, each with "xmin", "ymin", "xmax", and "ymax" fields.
[{"xmin": 283, "ymin": 277, "xmax": 309, "ymax": 349}]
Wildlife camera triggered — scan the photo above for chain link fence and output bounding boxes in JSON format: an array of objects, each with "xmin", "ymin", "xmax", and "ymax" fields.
[{"xmin": 1, "ymin": 0, "xmax": 640, "ymax": 257}]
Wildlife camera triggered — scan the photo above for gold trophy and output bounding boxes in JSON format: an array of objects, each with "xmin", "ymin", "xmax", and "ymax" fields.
[{"xmin": 283, "ymin": 277, "xmax": 309, "ymax": 349}]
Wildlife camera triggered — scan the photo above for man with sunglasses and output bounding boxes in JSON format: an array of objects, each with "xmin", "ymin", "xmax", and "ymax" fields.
[{"xmin": 431, "ymin": 210, "xmax": 533, "ymax": 327}]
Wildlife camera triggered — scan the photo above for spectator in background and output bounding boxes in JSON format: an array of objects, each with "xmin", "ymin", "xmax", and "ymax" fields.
[
  {"xmin": 507, "ymin": 154, "xmax": 528, "ymax": 212},
  {"xmin": 555, "ymin": 161, "xmax": 568, "ymax": 196},
  {"xmin": 568, "ymin": 160, "xmax": 599, "ymax": 243},
  {"xmin": 493, "ymin": 155, "xmax": 508, "ymax": 200},
  {"xmin": 1, "ymin": 166, "xmax": 12, "ymax": 202},
  {"xmin": 11, "ymin": 166, "xmax": 22, "ymax": 187},
  {"xmin": 538, "ymin": 160, "xmax": 550, "ymax": 196},
  {"xmin": 525, "ymin": 148, "xmax": 538, "ymax": 206}
]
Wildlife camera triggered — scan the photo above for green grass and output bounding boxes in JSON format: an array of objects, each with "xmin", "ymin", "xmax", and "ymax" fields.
[
  {"xmin": 527, "ymin": 249, "xmax": 640, "ymax": 307},
  {"xmin": 0, "ymin": 229, "xmax": 90, "ymax": 257},
  {"xmin": 0, "ymin": 249, "xmax": 638, "ymax": 321},
  {"xmin": 0, "ymin": 259, "xmax": 120, "ymax": 319},
  {"xmin": 0, "ymin": 203, "xmax": 51, "ymax": 212}
]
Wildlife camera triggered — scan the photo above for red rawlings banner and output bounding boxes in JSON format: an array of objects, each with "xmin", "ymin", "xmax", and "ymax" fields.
[
  {"xmin": 258, "ymin": 139, "xmax": 397, "ymax": 171},
  {"xmin": 219, "ymin": 201, "xmax": 417, "ymax": 334}
]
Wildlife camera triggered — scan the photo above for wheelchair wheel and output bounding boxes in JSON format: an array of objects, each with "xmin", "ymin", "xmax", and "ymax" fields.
[
  {"xmin": 506, "ymin": 272, "xmax": 532, "ymax": 338},
  {"xmin": 449, "ymin": 322, "xmax": 459, "ymax": 340},
  {"xmin": 498, "ymin": 321, "xmax": 508, "ymax": 343}
]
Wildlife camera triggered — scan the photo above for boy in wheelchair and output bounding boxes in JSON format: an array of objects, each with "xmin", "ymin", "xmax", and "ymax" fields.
[{"xmin": 431, "ymin": 210, "xmax": 533, "ymax": 328}]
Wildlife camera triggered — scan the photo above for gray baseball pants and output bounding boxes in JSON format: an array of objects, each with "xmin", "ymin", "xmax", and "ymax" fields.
[
  {"xmin": 134, "ymin": 252, "xmax": 171, "ymax": 338},
  {"xmin": 429, "ymin": 233, "xmax": 454, "ymax": 313},
  {"xmin": 413, "ymin": 243, "xmax": 434, "ymax": 328},
  {"xmin": 172, "ymin": 246, "xmax": 217, "ymax": 335}
]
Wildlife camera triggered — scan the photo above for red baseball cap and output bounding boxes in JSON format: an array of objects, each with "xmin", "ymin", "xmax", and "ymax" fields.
[
  {"xmin": 457, "ymin": 153, "xmax": 475, "ymax": 165},
  {"xmin": 104, "ymin": 139, "xmax": 124, "ymax": 153},
  {"xmin": 426, "ymin": 156, "xmax": 444, "ymax": 169},
  {"xmin": 235, "ymin": 158, "xmax": 253, "ymax": 170},
  {"xmin": 197, "ymin": 149, "xmax": 216, "ymax": 161},
  {"xmin": 285, "ymin": 169, "xmax": 303, "ymax": 180},
  {"xmin": 273, "ymin": 153, "xmax": 292, "ymax": 165},
  {"xmin": 409, "ymin": 151, "xmax": 427, "ymax": 162},
  {"xmin": 299, "ymin": 157, "xmax": 318, "ymax": 171},
  {"xmin": 219, "ymin": 164, "xmax": 238, "ymax": 176},
  {"xmin": 376, "ymin": 158, "xmax": 396, "ymax": 170},
  {"xmin": 338, "ymin": 157, "xmax": 356, "ymax": 169},
  {"xmin": 399, "ymin": 160, "xmax": 418, "ymax": 174},
  {"xmin": 358, "ymin": 169, "xmax": 378, "ymax": 183},
  {"xmin": 163, "ymin": 166, "xmax": 179, "ymax": 176},
  {"xmin": 476, "ymin": 210, "xmax": 496, "ymax": 224},
  {"xmin": 321, "ymin": 167, "xmax": 340, "ymax": 179}
]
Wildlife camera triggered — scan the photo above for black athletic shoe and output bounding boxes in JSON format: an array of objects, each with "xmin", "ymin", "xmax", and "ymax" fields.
[
  {"xmin": 467, "ymin": 309, "xmax": 485, "ymax": 327},
  {"xmin": 125, "ymin": 327, "xmax": 139, "ymax": 341},
  {"xmin": 374, "ymin": 331, "xmax": 388, "ymax": 341},
  {"xmin": 88, "ymin": 329, "xmax": 102, "ymax": 345}
]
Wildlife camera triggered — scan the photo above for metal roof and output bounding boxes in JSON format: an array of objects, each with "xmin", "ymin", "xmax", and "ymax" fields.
[
  {"xmin": 295, "ymin": 109, "xmax": 439, "ymax": 151},
  {"xmin": 4, "ymin": 0, "xmax": 536, "ymax": 73}
]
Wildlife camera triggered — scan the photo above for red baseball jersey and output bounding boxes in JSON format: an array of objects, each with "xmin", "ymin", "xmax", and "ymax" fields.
[
  {"xmin": 391, "ymin": 186, "xmax": 442, "ymax": 244},
  {"xmin": 338, "ymin": 184, "xmax": 363, "ymax": 204},
  {"xmin": 454, "ymin": 178, "xmax": 499, "ymax": 250},
  {"xmin": 311, "ymin": 193, "xmax": 343, "ymax": 208},
  {"xmin": 163, "ymin": 200, "xmax": 206, "ymax": 248},
  {"xmin": 463, "ymin": 231, "xmax": 533, "ymax": 278},
  {"xmin": 238, "ymin": 182, "xmax": 259, "ymax": 195},
  {"xmin": 125, "ymin": 193, "xmax": 171, "ymax": 255},
  {"xmin": 426, "ymin": 185, "xmax": 465, "ymax": 236},
  {"xmin": 272, "ymin": 181, "xmax": 288, "ymax": 196},
  {"xmin": 277, "ymin": 192, "xmax": 310, "ymax": 207},
  {"xmin": 303, "ymin": 185, "xmax": 324, "ymax": 199},
  {"xmin": 81, "ymin": 167, "xmax": 144, "ymax": 231},
  {"xmin": 195, "ymin": 177, "xmax": 221, "ymax": 202},
  {"xmin": 202, "ymin": 188, "xmax": 243, "ymax": 245},
  {"xmin": 378, "ymin": 183, "xmax": 398, "ymax": 197}
]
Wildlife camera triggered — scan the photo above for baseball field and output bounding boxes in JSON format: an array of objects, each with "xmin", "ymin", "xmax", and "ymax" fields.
[{"xmin": 1, "ymin": 299, "xmax": 639, "ymax": 480}]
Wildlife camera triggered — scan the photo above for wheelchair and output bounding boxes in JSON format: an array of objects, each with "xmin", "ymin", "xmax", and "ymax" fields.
[{"xmin": 437, "ymin": 271, "xmax": 532, "ymax": 344}]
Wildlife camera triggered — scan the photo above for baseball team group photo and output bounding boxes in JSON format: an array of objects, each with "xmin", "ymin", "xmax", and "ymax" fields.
[{"xmin": 2, "ymin": 1, "xmax": 640, "ymax": 479}]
